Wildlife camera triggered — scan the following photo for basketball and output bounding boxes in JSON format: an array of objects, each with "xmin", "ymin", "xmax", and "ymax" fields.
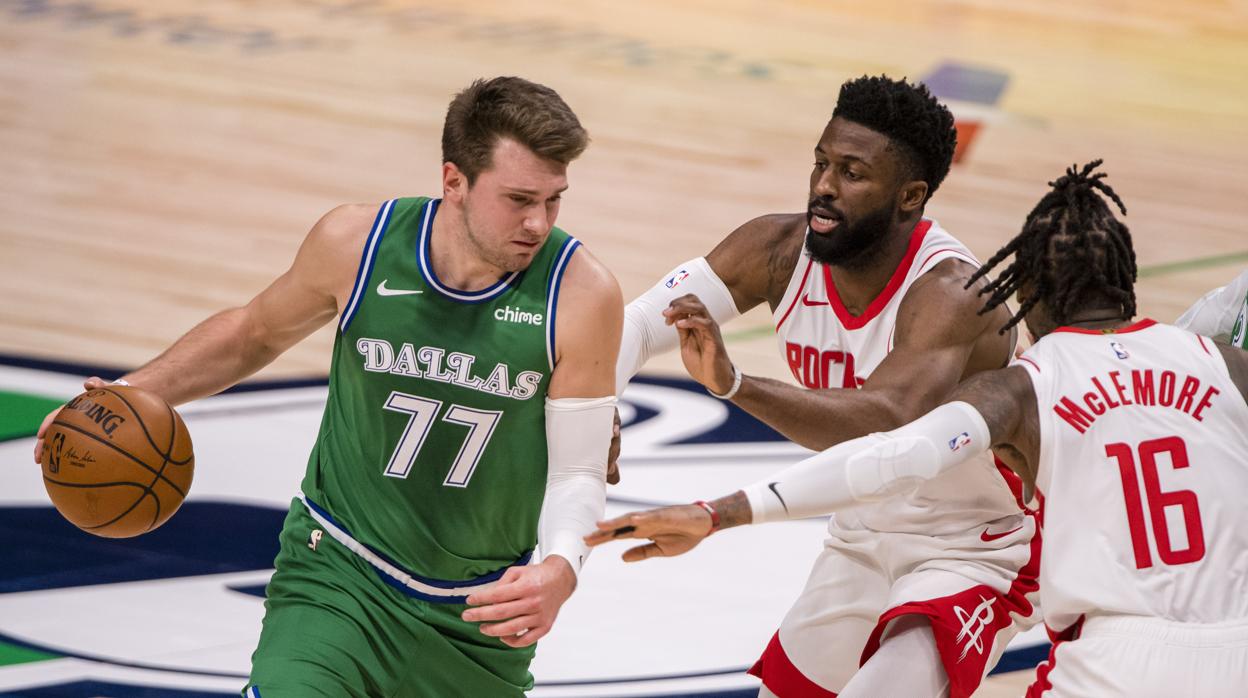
[{"xmin": 39, "ymin": 385, "xmax": 194, "ymax": 538}]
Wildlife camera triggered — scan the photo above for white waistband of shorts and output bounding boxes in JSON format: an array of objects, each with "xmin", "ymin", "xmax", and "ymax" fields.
[
  {"xmin": 1083, "ymin": 615, "xmax": 1248, "ymax": 647},
  {"xmin": 299, "ymin": 493, "xmax": 514, "ymax": 599}
]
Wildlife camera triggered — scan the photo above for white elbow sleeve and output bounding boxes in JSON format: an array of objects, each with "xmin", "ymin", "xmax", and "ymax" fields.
[
  {"xmin": 844, "ymin": 401, "xmax": 991, "ymax": 501},
  {"xmin": 539, "ymin": 396, "xmax": 616, "ymax": 575},
  {"xmin": 616, "ymin": 257, "xmax": 740, "ymax": 394},
  {"xmin": 741, "ymin": 401, "xmax": 991, "ymax": 523}
]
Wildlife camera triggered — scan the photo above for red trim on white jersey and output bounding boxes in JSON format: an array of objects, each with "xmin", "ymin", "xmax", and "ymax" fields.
[
  {"xmin": 917, "ymin": 246, "xmax": 979, "ymax": 272},
  {"xmin": 825, "ymin": 220, "xmax": 932, "ymax": 330},
  {"xmin": 1017, "ymin": 356, "xmax": 1041, "ymax": 373},
  {"xmin": 749, "ymin": 631, "xmax": 840, "ymax": 697},
  {"xmin": 1197, "ymin": 334, "xmax": 1212, "ymax": 355},
  {"xmin": 1050, "ymin": 318, "xmax": 1158, "ymax": 335},
  {"xmin": 776, "ymin": 257, "xmax": 816, "ymax": 331}
]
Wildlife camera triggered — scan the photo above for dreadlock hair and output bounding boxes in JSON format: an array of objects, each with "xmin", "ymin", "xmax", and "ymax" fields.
[
  {"xmin": 967, "ymin": 159, "xmax": 1137, "ymax": 334},
  {"xmin": 832, "ymin": 75, "xmax": 957, "ymax": 202}
]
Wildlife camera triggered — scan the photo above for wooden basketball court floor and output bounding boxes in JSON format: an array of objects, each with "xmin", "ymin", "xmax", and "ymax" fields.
[{"xmin": 1, "ymin": 1, "xmax": 1246, "ymax": 695}]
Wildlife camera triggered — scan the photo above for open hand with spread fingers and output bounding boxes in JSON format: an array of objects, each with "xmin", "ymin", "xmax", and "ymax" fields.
[{"xmin": 584, "ymin": 503, "xmax": 718, "ymax": 562}]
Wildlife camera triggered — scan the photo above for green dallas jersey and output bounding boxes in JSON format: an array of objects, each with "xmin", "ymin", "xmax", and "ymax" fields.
[
  {"xmin": 301, "ymin": 196, "xmax": 580, "ymax": 583},
  {"xmin": 1232, "ymin": 287, "xmax": 1246, "ymax": 348}
]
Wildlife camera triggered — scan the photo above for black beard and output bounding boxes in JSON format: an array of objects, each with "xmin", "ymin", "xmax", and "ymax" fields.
[{"xmin": 805, "ymin": 203, "xmax": 894, "ymax": 270}]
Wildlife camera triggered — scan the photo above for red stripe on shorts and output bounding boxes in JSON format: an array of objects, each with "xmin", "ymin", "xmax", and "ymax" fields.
[
  {"xmin": 859, "ymin": 512, "xmax": 1043, "ymax": 698},
  {"xmin": 1025, "ymin": 616, "xmax": 1085, "ymax": 697},
  {"xmin": 749, "ymin": 631, "xmax": 839, "ymax": 697}
]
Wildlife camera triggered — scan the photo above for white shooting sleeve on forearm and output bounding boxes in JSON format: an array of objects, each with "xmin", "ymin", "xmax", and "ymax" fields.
[
  {"xmin": 616, "ymin": 257, "xmax": 741, "ymax": 395},
  {"xmin": 538, "ymin": 396, "xmax": 616, "ymax": 576},
  {"xmin": 742, "ymin": 401, "xmax": 992, "ymax": 523},
  {"xmin": 1175, "ymin": 270, "xmax": 1248, "ymax": 340}
]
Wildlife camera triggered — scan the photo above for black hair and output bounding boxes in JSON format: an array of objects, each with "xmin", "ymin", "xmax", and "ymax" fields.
[
  {"xmin": 968, "ymin": 159, "xmax": 1137, "ymax": 333},
  {"xmin": 832, "ymin": 75, "xmax": 957, "ymax": 201}
]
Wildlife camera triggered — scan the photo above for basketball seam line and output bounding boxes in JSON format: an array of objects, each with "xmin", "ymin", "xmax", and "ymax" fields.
[
  {"xmin": 47, "ymin": 419, "xmax": 189, "ymax": 498},
  {"xmin": 100, "ymin": 386, "xmax": 191, "ymax": 465}
]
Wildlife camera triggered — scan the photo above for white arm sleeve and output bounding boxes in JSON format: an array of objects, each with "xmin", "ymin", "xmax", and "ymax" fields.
[
  {"xmin": 1175, "ymin": 270, "xmax": 1248, "ymax": 340},
  {"xmin": 742, "ymin": 401, "xmax": 992, "ymax": 523},
  {"xmin": 616, "ymin": 257, "xmax": 740, "ymax": 395},
  {"xmin": 539, "ymin": 396, "xmax": 616, "ymax": 576}
]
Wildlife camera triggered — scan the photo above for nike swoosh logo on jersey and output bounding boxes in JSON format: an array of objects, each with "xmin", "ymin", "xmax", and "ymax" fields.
[
  {"xmin": 980, "ymin": 525, "xmax": 1024, "ymax": 542},
  {"xmin": 377, "ymin": 279, "xmax": 423, "ymax": 296},
  {"xmin": 801, "ymin": 294, "xmax": 829, "ymax": 307}
]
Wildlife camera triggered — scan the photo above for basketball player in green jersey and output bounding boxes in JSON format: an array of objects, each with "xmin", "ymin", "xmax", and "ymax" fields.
[
  {"xmin": 33, "ymin": 77, "xmax": 623, "ymax": 696},
  {"xmin": 1177, "ymin": 269, "xmax": 1248, "ymax": 349}
]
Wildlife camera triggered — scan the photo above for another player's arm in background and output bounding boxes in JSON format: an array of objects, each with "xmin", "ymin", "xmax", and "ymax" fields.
[
  {"xmin": 670, "ymin": 258, "xmax": 1010, "ymax": 450},
  {"xmin": 32, "ymin": 204, "xmax": 375, "ymax": 461},
  {"xmin": 1216, "ymin": 342, "xmax": 1248, "ymax": 404},
  {"xmin": 1175, "ymin": 270, "xmax": 1248, "ymax": 342},
  {"xmin": 463, "ymin": 246, "xmax": 623, "ymax": 647},
  {"xmin": 586, "ymin": 365, "xmax": 1038, "ymax": 562},
  {"xmin": 614, "ymin": 214, "xmax": 795, "ymax": 391}
]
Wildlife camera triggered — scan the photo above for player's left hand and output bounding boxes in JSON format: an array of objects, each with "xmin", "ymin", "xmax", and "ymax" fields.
[
  {"xmin": 663, "ymin": 294, "xmax": 736, "ymax": 395},
  {"xmin": 583, "ymin": 504, "xmax": 713, "ymax": 562},
  {"xmin": 462, "ymin": 556, "xmax": 577, "ymax": 648}
]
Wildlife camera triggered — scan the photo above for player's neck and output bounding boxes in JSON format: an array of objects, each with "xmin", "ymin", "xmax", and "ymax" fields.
[
  {"xmin": 1063, "ymin": 309, "xmax": 1133, "ymax": 331},
  {"xmin": 429, "ymin": 205, "xmax": 510, "ymax": 291},
  {"xmin": 829, "ymin": 220, "xmax": 916, "ymax": 315}
]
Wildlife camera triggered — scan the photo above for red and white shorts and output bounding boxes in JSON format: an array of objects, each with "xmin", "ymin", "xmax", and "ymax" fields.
[
  {"xmin": 1028, "ymin": 615, "xmax": 1248, "ymax": 697},
  {"xmin": 749, "ymin": 511, "xmax": 1042, "ymax": 698}
]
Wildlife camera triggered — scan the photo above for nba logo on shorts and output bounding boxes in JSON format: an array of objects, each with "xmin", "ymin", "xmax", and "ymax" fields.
[
  {"xmin": 1110, "ymin": 341, "xmax": 1129, "ymax": 359},
  {"xmin": 949, "ymin": 432, "xmax": 972, "ymax": 452},
  {"xmin": 665, "ymin": 270, "xmax": 690, "ymax": 289}
]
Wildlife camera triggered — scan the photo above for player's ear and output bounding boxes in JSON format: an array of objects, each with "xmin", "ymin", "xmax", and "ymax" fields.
[
  {"xmin": 442, "ymin": 162, "xmax": 468, "ymax": 203},
  {"xmin": 898, "ymin": 179, "xmax": 928, "ymax": 213}
]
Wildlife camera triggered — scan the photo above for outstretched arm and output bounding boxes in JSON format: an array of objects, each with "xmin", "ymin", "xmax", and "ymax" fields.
[
  {"xmin": 107, "ymin": 204, "xmax": 373, "ymax": 404},
  {"xmin": 672, "ymin": 259, "xmax": 1012, "ymax": 450},
  {"xmin": 586, "ymin": 365, "xmax": 1038, "ymax": 562},
  {"xmin": 614, "ymin": 214, "xmax": 796, "ymax": 392},
  {"xmin": 33, "ymin": 204, "xmax": 376, "ymax": 461}
]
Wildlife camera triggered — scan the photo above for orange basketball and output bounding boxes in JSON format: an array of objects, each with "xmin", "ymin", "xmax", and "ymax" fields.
[{"xmin": 39, "ymin": 385, "xmax": 194, "ymax": 538}]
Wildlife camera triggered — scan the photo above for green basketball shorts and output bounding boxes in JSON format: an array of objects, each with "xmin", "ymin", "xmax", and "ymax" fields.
[{"xmin": 242, "ymin": 499, "xmax": 535, "ymax": 697}]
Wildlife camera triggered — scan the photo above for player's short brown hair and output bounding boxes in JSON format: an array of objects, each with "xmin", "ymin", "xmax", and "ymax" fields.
[{"xmin": 442, "ymin": 77, "xmax": 589, "ymax": 183}]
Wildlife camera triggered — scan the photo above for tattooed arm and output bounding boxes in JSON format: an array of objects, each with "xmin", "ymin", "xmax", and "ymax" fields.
[{"xmin": 584, "ymin": 366, "xmax": 1041, "ymax": 563}]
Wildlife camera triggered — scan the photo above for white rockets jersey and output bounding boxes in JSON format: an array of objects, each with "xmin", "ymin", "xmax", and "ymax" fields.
[
  {"xmin": 773, "ymin": 219, "xmax": 1024, "ymax": 534},
  {"xmin": 1017, "ymin": 320, "xmax": 1248, "ymax": 631}
]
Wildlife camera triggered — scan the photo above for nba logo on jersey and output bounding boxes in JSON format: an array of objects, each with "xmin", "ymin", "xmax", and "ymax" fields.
[
  {"xmin": 949, "ymin": 431, "xmax": 972, "ymax": 452},
  {"xmin": 1110, "ymin": 341, "xmax": 1130, "ymax": 359},
  {"xmin": 665, "ymin": 270, "xmax": 690, "ymax": 288}
]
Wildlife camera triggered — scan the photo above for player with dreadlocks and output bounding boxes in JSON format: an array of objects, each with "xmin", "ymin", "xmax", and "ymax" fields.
[
  {"xmin": 596, "ymin": 160, "xmax": 1248, "ymax": 696},
  {"xmin": 971, "ymin": 159, "xmax": 1137, "ymax": 335},
  {"xmin": 596, "ymin": 75, "xmax": 1042, "ymax": 697}
]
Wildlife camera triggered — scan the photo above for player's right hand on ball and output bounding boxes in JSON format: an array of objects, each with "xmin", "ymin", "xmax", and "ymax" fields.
[
  {"xmin": 584, "ymin": 504, "xmax": 713, "ymax": 562},
  {"xmin": 32, "ymin": 376, "xmax": 109, "ymax": 463}
]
